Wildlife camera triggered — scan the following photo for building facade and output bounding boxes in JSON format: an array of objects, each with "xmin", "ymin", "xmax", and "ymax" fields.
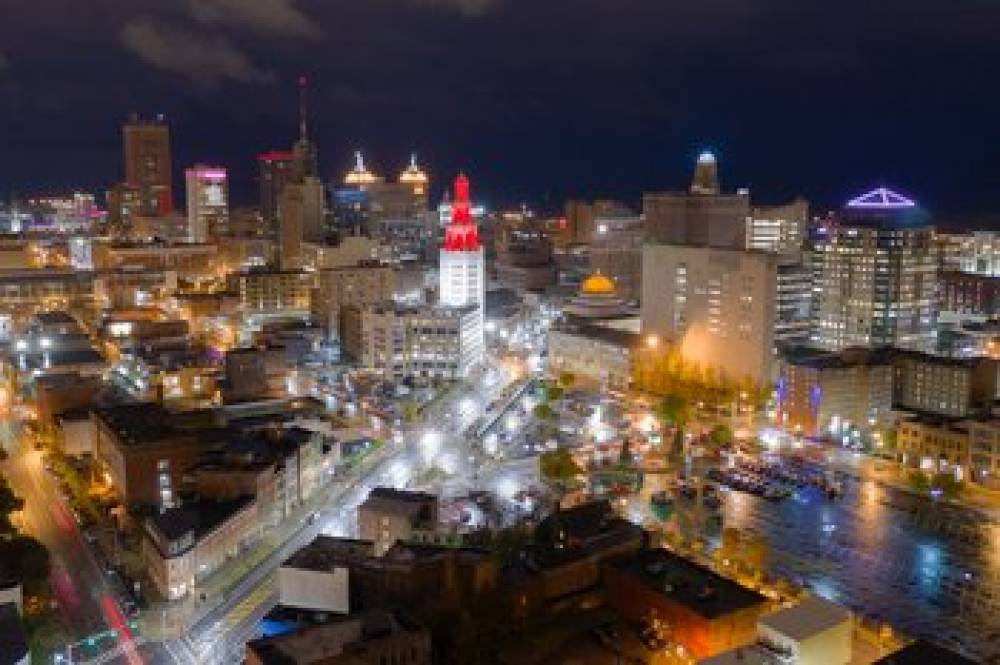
[
  {"xmin": 641, "ymin": 244, "xmax": 778, "ymax": 386},
  {"xmin": 811, "ymin": 188, "xmax": 937, "ymax": 352},
  {"xmin": 892, "ymin": 350, "xmax": 999, "ymax": 418},
  {"xmin": 123, "ymin": 113, "xmax": 173, "ymax": 216},
  {"xmin": 349, "ymin": 303, "xmax": 482, "ymax": 381},
  {"xmin": 643, "ymin": 152, "xmax": 750, "ymax": 249},
  {"xmin": 185, "ymin": 165, "xmax": 229, "ymax": 242},
  {"xmin": 777, "ymin": 347, "xmax": 894, "ymax": 440}
]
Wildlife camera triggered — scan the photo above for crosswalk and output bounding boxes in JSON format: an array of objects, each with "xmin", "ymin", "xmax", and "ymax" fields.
[{"xmin": 225, "ymin": 580, "xmax": 275, "ymax": 630}]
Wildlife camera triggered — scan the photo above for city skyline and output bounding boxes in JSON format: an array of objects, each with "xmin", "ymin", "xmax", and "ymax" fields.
[{"xmin": 1, "ymin": 2, "xmax": 1000, "ymax": 218}]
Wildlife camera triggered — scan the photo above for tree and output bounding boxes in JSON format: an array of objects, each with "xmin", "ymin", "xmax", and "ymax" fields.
[
  {"xmin": 0, "ymin": 479, "xmax": 24, "ymax": 536},
  {"xmin": 670, "ymin": 429, "xmax": 685, "ymax": 461},
  {"xmin": 907, "ymin": 470, "xmax": 930, "ymax": 495},
  {"xmin": 533, "ymin": 403, "xmax": 556, "ymax": 421},
  {"xmin": 932, "ymin": 472, "xmax": 964, "ymax": 501},
  {"xmin": 657, "ymin": 393, "xmax": 690, "ymax": 429},
  {"xmin": 539, "ymin": 448, "xmax": 582, "ymax": 485},
  {"xmin": 401, "ymin": 401, "xmax": 420, "ymax": 423},
  {"xmin": 557, "ymin": 371, "xmax": 576, "ymax": 389},
  {"xmin": 709, "ymin": 424, "xmax": 734, "ymax": 447},
  {"xmin": 619, "ymin": 437, "xmax": 633, "ymax": 466},
  {"xmin": 544, "ymin": 384, "xmax": 564, "ymax": 402}
]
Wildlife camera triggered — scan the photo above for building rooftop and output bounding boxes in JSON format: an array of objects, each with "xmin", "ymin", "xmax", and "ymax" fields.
[
  {"xmin": 529, "ymin": 500, "xmax": 644, "ymax": 570},
  {"xmin": 781, "ymin": 345, "xmax": 894, "ymax": 370},
  {"xmin": 282, "ymin": 535, "xmax": 376, "ymax": 572},
  {"xmin": 147, "ymin": 496, "xmax": 253, "ymax": 545},
  {"xmin": 360, "ymin": 488, "xmax": 437, "ymax": 525},
  {"xmin": 551, "ymin": 322, "xmax": 640, "ymax": 350},
  {"xmin": 92, "ymin": 402, "xmax": 180, "ymax": 445},
  {"xmin": 758, "ymin": 595, "xmax": 851, "ymax": 642},
  {"xmin": 608, "ymin": 548, "xmax": 767, "ymax": 620},
  {"xmin": 873, "ymin": 639, "xmax": 977, "ymax": 665},
  {"xmin": 34, "ymin": 310, "xmax": 78, "ymax": 326},
  {"xmin": 247, "ymin": 609, "xmax": 426, "ymax": 665},
  {"xmin": 0, "ymin": 603, "xmax": 29, "ymax": 665}
]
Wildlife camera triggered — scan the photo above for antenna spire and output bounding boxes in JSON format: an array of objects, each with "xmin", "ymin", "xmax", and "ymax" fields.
[{"xmin": 298, "ymin": 75, "xmax": 309, "ymax": 142}]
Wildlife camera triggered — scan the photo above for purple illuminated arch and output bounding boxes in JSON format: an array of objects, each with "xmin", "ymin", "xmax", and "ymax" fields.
[{"xmin": 845, "ymin": 187, "xmax": 916, "ymax": 209}]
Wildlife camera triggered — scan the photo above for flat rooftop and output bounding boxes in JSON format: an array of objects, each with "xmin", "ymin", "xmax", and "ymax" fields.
[
  {"xmin": 282, "ymin": 535, "xmax": 375, "ymax": 572},
  {"xmin": 147, "ymin": 496, "xmax": 253, "ymax": 546},
  {"xmin": 759, "ymin": 595, "xmax": 851, "ymax": 641},
  {"xmin": 608, "ymin": 548, "xmax": 767, "ymax": 619},
  {"xmin": 873, "ymin": 639, "xmax": 977, "ymax": 665},
  {"xmin": 92, "ymin": 402, "xmax": 180, "ymax": 445}
]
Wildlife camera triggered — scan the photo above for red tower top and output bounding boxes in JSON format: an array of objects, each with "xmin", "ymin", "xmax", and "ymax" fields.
[{"xmin": 443, "ymin": 173, "xmax": 481, "ymax": 251}]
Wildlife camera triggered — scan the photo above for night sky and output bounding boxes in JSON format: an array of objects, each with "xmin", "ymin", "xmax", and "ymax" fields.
[{"xmin": 2, "ymin": 0, "xmax": 999, "ymax": 221}]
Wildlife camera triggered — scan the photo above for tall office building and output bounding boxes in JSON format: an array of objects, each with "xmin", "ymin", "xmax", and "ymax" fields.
[
  {"xmin": 278, "ymin": 78, "xmax": 325, "ymax": 269},
  {"xmin": 642, "ymin": 243, "xmax": 779, "ymax": 386},
  {"xmin": 747, "ymin": 199, "xmax": 809, "ymax": 255},
  {"xmin": 643, "ymin": 152, "xmax": 750, "ymax": 248},
  {"xmin": 259, "ymin": 151, "xmax": 295, "ymax": 234},
  {"xmin": 812, "ymin": 187, "xmax": 937, "ymax": 352},
  {"xmin": 123, "ymin": 113, "xmax": 173, "ymax": 216},
  {"xmin": 279, "ymin": 178, "xmax": 325, "ymax": 270},
  {"xmin": 439, "ymin": 174, "xmax": 485, "ymax": 365},
  {"xmin": 185, "ymin": 165, "xmax": 229, "ymax": 242}
]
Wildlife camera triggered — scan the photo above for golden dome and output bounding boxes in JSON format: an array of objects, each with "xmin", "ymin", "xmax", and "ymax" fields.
[{"xmin": 580, "ymin": 272, "xmax": 616, "ymax": 295}]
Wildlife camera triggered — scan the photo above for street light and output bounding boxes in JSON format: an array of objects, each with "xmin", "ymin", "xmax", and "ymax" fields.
[{"xmin": 646, "ymin": 335, "xmax": 659, "ymax": 349}]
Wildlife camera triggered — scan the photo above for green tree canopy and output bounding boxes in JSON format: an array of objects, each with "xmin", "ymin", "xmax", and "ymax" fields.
[
  {"xmin": 545, "ymin": 384, "xmax": 565, "ymax": 402},
  {"xmin": 539, "ymin": 448, "xmax": 582, "ymax": 484},
  {"xmin": 533, "ymin": 403, "xmax": 556, "ymax": 421},
  {"xmin": 557, "ymin": 371, "xmax": 576, "ymax": 389},
  {"xmin": 931, "ymin": 472, "xmax": 964, "ymax": 500},
  {"xmin": 709, "ymin": 424, "xmax": 734, "ymax": 447},
  {"xmin": 657, "ymin": 393, "xmax": 690, "ymax": 429},
  {"xmin": 907, "ymin": 470, "xmax": 930, "ymax": 494}
]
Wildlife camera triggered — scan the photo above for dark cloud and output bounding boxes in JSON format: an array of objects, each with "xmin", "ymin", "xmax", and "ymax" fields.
[
  {"xmin": 0, "ymin": 54, "xmax": 8, "ymax": 72},
  {"xmin": 409, "ymin": 0, "xmax": 500, "ymax": 16},
  {"xmin": 120, "ymin": 18, "xmax": 275, "ymax": 87},
  {"xmin": 185, "ymin": 0, "xmax": 322, "ymax": 38},
  {"xmin": 1, "ymin": 0, "xmax": 1000, "ymax": 216}
]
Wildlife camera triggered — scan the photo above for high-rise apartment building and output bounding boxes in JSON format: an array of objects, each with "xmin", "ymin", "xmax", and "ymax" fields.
[
  {"xmin": 643, "ymin": 152, "xmax": 750, "ymax": 248},
  {"xmin": 641, "ymin": 244, "xmax": 778, "ymax": 386},
  {"xmin": 122, "ymin": 113, "xmax": 173, "ymax": 216},
  {"xmin": 185, "ymin": 165, "xmax": 229, "ymax": 242},
  {"xmin": 811, "ymin": 188, "xmax": 937, "ymax": 352}
]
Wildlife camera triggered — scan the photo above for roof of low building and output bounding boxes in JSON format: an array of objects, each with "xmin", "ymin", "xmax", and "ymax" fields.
[
  {"xmin": 0, "ymin": 602, "xmax": 29, "ymax": 665},
  {"xmin": 92, "ymin": 402, "xmax": 181, "ymax": 445},
  {"xmin": 758, "ymin": 595, "xmax": 851, "ymax": 642},
  {"xmin": 147, "ymin": 496, "xmax": 253, "ymax": 545},
  {"xmin": 607, "ymin": 548, "xmax": 767, "ymax": 619},
  {"xmin": 873, "ymin": 640, "xmax": 977, "ymax": 665},
  {"xmin": 282, "ymin": 535, "xmax": 375, "ymax": 572}
]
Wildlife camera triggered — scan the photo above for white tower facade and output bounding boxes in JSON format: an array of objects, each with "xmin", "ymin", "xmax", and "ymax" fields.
[{"xmin": 439, "ymin": 174, "xmax": 485, "ymax": 369}]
